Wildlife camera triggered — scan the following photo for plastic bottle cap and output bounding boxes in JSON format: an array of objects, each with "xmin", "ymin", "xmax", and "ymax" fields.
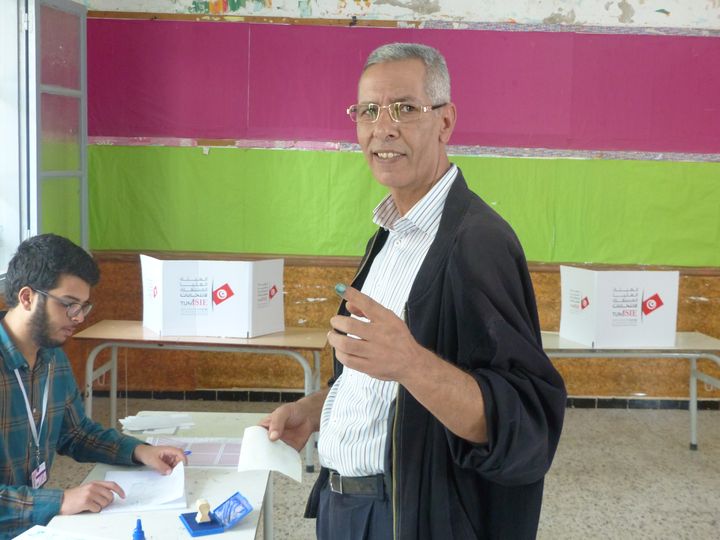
[{"xmin": 133, "ymin": 518, "xmax": 146, "ymax": 540}]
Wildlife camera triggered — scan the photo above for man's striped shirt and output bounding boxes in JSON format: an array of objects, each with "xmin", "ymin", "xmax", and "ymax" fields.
[{"xmin": 318, "ymin": 165, "xmax": 458, "ymax": 476}]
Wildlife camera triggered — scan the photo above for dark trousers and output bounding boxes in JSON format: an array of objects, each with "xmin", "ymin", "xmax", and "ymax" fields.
[{"xmin": 315, "ymin": 476, "xmax": 393, "ymax": 540}]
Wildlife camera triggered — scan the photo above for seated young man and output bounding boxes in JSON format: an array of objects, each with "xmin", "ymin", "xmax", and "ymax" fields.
[{"xmin": 0, "ymin": 234, "xmax": 186, "ymax": 538}]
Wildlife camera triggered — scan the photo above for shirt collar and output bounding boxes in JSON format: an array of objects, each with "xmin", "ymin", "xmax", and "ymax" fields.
[
  {"xmin": 372, "ymin": 164, "xmax": 458, "ymax": 235},
  {"xmin": 0, "ymin": 311, "xmax": 53, "ymax": 370}
]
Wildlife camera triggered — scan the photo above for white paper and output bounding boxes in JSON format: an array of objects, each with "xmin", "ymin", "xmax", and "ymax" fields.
[
  {"xmin": 103, "ymin": 461, "xmax": 186, "ymax": 513},
  {"xmin": 119, "ymin": 413, "xmax": 194, "ymax": 432},
  {"xmin": 12, "ymin": 526, "xmax": 105, "ymax": 540},
  {"xmin": 237, "ymin": 426, "xmax": 302, "ymax": 483}
]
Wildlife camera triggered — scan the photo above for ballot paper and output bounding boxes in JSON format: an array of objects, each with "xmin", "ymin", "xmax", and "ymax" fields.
[
  {"xmin": 145, "ymin": 436, "xmax": 242, "ymax": 467},
  {"xmin": 103, "ymin": 461, "xmax": 186, "ymax": 513},
  {"xmin": 237, "ymin": 426, "xmax": 302, "ymax": 483},
  {"xmin": 119, "ymin": 413, "xmax": 194, "ymax": 434}
]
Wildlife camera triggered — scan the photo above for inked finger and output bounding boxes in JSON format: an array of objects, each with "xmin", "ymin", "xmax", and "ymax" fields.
[{"xmin": 342, "ymin": 286, "xmax": 383, "ymax": 318}]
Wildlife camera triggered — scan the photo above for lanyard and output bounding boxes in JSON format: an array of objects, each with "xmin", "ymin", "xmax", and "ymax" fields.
[{"xmin": 14, "ymin": 361, "xmax": 52, "ymax": 461}]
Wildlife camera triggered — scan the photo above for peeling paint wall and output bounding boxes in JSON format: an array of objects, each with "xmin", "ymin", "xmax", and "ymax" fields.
[{"xmin": 87, "ymin": 0, "xmax": 720, "ymax": 30}]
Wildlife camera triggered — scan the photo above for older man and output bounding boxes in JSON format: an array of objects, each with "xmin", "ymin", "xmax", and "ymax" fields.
[
  {"xmin": 0, "ymin": 234, "xmax": 186, "ymax": 538},
  {"xmin": 263, "ymin": 43, "xmax": 566, "ymax": 539}
]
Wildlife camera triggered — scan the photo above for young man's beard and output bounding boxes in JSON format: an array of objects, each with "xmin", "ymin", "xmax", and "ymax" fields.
[{"xmin": 29, "ymin": 298, "xmax": 63, "ymax": 349}]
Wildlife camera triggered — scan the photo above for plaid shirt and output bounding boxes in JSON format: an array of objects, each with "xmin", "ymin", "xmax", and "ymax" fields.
[{"xmin": 0, "ymin": 312, "xmax": 143, "ymax": 538}]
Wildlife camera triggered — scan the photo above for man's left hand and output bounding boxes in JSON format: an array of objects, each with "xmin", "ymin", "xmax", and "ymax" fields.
[
  {"xmin": 132, "ymin": 445, "xmax": 187, "ymax": 475},
  {"xmin": 328, "ymin": 285, "xmax": 423, "ymax": 382}
]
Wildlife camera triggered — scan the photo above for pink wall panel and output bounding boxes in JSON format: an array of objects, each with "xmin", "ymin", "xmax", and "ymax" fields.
[
  {"xmin": 245, "ymin": 24, "xmax": 376, "ymax": 141},
  {"xmin": 88, "ymin": 19, "xmax": 720, "ymax": 153},
  {"xmin": 571, "ymin": 34, "xmax": 720, "ymax": 153},
  {"xmin": 440, "ymin": 29, "xmax": 576, "ymax": 147},
  {"xmin": 89, "ymin": 19, "xmax": 249, "ymax": 138},
  {"xmin": 245, "ymin": 25, "xmax": 577, "ymax": 146}
]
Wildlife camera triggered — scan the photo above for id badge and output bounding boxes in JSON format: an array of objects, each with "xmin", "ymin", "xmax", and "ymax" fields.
[{"xmin": 31, "ymin": 461, "xmax": 47, "ymax": 489}]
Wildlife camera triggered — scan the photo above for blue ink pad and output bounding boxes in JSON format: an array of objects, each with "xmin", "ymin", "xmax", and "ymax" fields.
[{"xmin": 179, "ymin": 492, "xmax": 253, "ymax": 536}]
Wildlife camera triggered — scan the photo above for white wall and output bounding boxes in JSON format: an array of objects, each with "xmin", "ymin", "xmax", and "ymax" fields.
[{"xmin": 88, "ymin": 0, "xmax": 720, "ymax": 31}]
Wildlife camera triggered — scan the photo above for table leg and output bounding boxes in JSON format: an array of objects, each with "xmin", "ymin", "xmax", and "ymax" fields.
[
  {"xmin": 110, "ymin": 346, "xmax": 118, "ymax": 427},
  {"xmin": 263, "ymin": 473, "xmax": 273, "ymax": 540},
  {"xmin": 84, "ymin": 343, "xmax": 115, "ymax": 421},
  {"xmin": 299, "ymin": 350, "xmax": 323, "ymax": 473},
  {"xmin": 84, "ymin": 364, "xmax": 93, "ymax": 420},
  {"xmin": 692, "ymin": 354, "xmax": 720, "ymax": 451},
  {"xmin": 689, "ymin": 357, "xmax": 698, "ymax": 450},
  {"xmin": 282, "ymin": 350, "xmax": 317, "ymax": 472},
  {"xmin": 312, "ymin": 351, "xmax": 321, "ymax": 394}
]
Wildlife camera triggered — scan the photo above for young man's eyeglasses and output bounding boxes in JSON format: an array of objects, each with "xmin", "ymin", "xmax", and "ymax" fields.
[
  {"xmin": 347, "ymin": 102, "xmax": 447, "ymax": 124},
  {"xmin": 33, "ymin": 289, "xmax": 93, "ymax": 319}
]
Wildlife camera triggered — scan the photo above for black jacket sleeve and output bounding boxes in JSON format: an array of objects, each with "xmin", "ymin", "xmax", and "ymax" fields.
[{"xmin": 442, "ymin": 212, "xmax": 566, "ymax": 486}]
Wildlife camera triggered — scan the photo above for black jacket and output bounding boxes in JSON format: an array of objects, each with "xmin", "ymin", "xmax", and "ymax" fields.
[{"xmin": 307, "ymin": 169, "xmax": 567, "ymax": 539}]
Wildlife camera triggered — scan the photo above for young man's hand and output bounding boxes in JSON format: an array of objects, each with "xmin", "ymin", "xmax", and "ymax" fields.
[
  {"xmin": 59, "ymin": 481, "xmax": 124, "ymax": 514},
  {"xmin": 133, "ymin": 444, "xmax": 187, "ymax": 475}
]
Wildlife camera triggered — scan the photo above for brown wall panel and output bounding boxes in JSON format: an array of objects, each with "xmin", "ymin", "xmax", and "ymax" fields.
[{"xmin": 4, "ymin": 252, "xmax": 720, "ymax": 399}]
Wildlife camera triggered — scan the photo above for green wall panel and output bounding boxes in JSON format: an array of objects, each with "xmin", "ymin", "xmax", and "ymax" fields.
[
  {"xmin": 89, "ymin": 146, "xmax": 720, "ymax": 266},
  {"xmin": 453, "ymin": 156, "xmax": 720, "ymax": 266},
  {"xmin": 89, "ymin": 146, "xmax": 384, "ymax": 256}
]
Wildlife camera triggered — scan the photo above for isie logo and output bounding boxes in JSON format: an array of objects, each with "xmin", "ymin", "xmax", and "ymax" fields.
[
  {"xmin": 269, "ymin": 285, "xmax": 278, "ymax": 300},
  {"xmin": 580, "ymin": 297, "xmax": 589, "ymax": 310},
  {"xmin": 212, "ymin": 283, "xmax": 234, "ymax": 305},
  {"xmin": 642, "ymin": 293, "xmax": 664, "ymax": 315}
]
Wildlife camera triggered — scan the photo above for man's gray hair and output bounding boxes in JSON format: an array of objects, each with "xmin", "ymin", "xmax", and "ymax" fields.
[{"xmin": 363, "ymin": 43, "xmax": 451, "ymax": 104}]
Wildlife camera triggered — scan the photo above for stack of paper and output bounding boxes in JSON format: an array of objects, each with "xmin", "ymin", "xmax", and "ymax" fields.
[{"xmin": 119, "ymin": 413, "xmax": 194, "ymax": 434}]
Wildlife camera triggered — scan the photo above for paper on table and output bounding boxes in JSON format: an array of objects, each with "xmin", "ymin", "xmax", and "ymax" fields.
[
  {"xmin": 12, "ymin": 525, "xmax": 106, "ymax": 540},
  {"xmin": 119, "ymin": 413, "xmax": 194, "ymax": 432},
  {"xmin": 237, "ymin": 426, "xmax": 302, "ymax": 483},
  {"xmin": 103, "ymin": 461, "xmax": 186, "ymax": 513}
]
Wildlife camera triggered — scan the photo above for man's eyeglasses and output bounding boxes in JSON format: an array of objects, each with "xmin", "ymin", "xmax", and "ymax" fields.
[
  {"xmin": 347, "ymin": 102, "xmax": 447, "ymax": 124},
  {"xmin": 33, "ymin": 289, "xmax": 93, "ymax": 319}
]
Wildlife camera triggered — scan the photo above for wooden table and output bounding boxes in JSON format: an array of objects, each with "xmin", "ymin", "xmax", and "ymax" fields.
[
  {"xmin": 75, "ymin": 320, "xmax": 327, "ymax": 469},
  {"xmin": 542, "ymin": 331, "xmax": 720, "ymax": 449}
]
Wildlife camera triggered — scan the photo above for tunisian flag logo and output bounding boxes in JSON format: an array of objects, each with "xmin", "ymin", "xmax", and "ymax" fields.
[
  {"xmin": 268, "ymin": 285, "xmax": 278, "ymax": 300},
  {"xmin": 642, "ymin": 293, "xmax": 664, "ymax": 315},
  {"xmin": 580, "ymin": 297, "xmax": 590, "ymax": 310},
  {"xmin": 212, "ymin": 283, "xmax": 234, "ymax": 305}
]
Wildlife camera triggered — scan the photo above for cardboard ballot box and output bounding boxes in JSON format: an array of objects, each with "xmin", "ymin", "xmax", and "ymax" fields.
[
  {"xmin": 140, "ymin": 255, "xmax": 284, "ymax": 338},
  {"xmin": 559, "ymin": 266, "xmax": 679, "ymax": 348}
]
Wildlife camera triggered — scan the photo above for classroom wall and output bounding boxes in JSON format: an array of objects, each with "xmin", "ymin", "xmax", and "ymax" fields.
[{"xmin": 67, "ymin": 6, "xmax": 720, "ymax": 399}]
